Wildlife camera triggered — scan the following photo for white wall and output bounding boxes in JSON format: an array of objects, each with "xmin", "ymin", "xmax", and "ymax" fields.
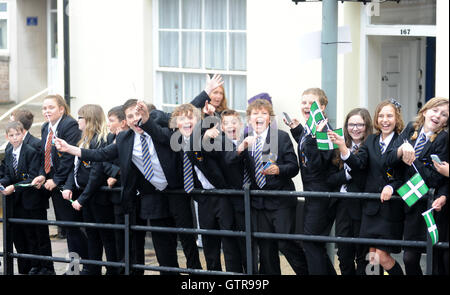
[
  {"xmin": 14, "ymin": 0, "xmax": 47, "ymax": 102},
  {"xmin": 247, "ymin": 0, "xmax": 325, "ymax": 190},
  {"xmin": 435, "ymin": 0, "xmax": 449, "ymax": 98},
  {"xmin": 69, "ymin": 0, "xmax": 152, "ymax": 116}
]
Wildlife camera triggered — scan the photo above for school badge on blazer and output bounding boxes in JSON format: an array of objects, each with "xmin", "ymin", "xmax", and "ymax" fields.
[{"xmin": 194, "ymin": 152, "xmax": 204, "ymax": 162}]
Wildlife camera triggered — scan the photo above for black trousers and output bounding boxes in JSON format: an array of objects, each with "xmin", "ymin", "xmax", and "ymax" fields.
[
  {"xmin": 50, "ymin": 189, "xmax": 89, "ymax": 260},
  {"xmin": 13, "ymin": 205, "xmax": 54, "ymax": 273},
  {"xmin": 148, "ymin": 217, "xmax": 180, "ymax": 275},
  {"xmin": 81, "ymin": 196, "xmax": 118, "ymax": 275},
  {"xmin": 302, "ymin": 198, "xmax": 337, "ymax": 275},
  {"xmin": 167, "ymin": 194, "xmax": 202, "ymax": 270},
  {"xmin": 335, "ymin": 202, "xmax": 368, "ymax": 275},
  {"xmin": 253, "ymin": 207, "xmax": 308, "ymax": 275},
  {"xmin": 197, "ymin": 196, "xmax": 242, "ymax": 272}
]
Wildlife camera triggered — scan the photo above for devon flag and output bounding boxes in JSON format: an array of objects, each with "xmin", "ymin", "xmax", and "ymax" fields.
[
  {"xmin": 305, "ymin": 114, "xmax": 317, "ymax": 135},
  {"xmin": 422, "ymin": 208, "xmax": 439, "ymax": 245},
  {"xmin": 310, "ymin": 101, "xmax": 325, "ymax": 124},
  {"xmin": 396, "ymin": 173, "xmax": 429, "ymax": 207},
  {"xmin": 316, "ymin": 128, "xmax": 343, "ymax": 150}
]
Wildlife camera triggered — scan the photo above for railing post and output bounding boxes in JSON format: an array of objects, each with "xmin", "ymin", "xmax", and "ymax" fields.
[
  {"xmin": 124, "ymin": 213, "xmax": 130, "ymax": 275},
  {"xmin": 243, "ymin": 184, "xmax": 253, "ymax": 275},
  {"xmin": 2, "ymin": 194, "xmax": 14, "ymax": 275},
  {"xmin": 425, "ymin": 191, "xmax": 434, "ymax": 275}
]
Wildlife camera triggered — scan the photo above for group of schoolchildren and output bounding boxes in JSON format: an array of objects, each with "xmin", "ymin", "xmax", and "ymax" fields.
[{"xmin": 0, "ymin": 74, "xmax": 448, "ymax": 276}]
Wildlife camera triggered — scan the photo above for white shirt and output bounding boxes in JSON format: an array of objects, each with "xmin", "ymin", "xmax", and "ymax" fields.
[{"xmin": 132, "ymin": 131, "xmax": 168, "ymax": 191}]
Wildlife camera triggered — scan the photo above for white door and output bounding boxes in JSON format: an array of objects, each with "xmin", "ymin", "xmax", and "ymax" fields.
[{"xmin": 381, "ymin": 39, "xmax": 421, "ymax": 123}]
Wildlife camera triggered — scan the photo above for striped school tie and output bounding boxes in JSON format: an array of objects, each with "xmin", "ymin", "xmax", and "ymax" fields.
[
  {"xmin": 242, "ymin": 158, "xmax": 251, "ymax": 188},
  {"xmin": 379, "ymin": 141, "xmax": 386, "ymax": 154},
  {"xmin": 140, "ymin": 135, "xmax": 154, "ymax": 182},
  {"xmin": 12, "ymin": 153, "xmax": 18, "ymax": 176},
  {"xmin": 254, "ymin": 137, "xmax": 266, "ymax": 189},
  {"xmin": 183, "ymin": 152, "xmax": 194, "ymax": 193},
  {"xmin": 415, "ymin": 133, "xmax": 427, "ymax": 158},
  {"xmin": 44, "ymin": 129, "xmax": 53, "ymax": 174}
]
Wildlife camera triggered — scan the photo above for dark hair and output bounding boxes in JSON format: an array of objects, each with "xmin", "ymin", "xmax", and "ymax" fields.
[
  {"xmin": 122, "ymin": 99, "xmax": 156, "ymax": 115},
  {"xmin": 343, "ymin": 108, "xmax": 373, "ymax": 148},
  {"xmin": 122, "ymin": 99, "xmax": 138, "ymax": 114},
  {"xmin": 12, "ymin": 109, "xmax": 34, "ymax": 130},
  {"xmin": 5, "ymin": 121, "xmax": 24, "ymax": 134},
  {"xmin": 108, "ymin": 106, "xmax": 126, "ymax": 121}
]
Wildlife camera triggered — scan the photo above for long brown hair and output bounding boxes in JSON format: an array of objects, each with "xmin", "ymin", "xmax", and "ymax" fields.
[
  {"xmin": 410, "ymin": 97, "xmax": 449, "ymax": 143},
  {"xmin": 77, "ymin": 104, "xmax": 109, "ymax": 149},
  {"xmin": 373, "ymin": 100, "xmax": 405, "ymax": 135},
  {"xmin": 215, "ymin": 85, "xmax": 229, "ymax": 113}
]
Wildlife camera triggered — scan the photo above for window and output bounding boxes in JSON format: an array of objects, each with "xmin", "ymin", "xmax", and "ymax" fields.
[
  {"xmin": 156, "ymin": 0, "xmax": 247, "ymax": 113},
  {"xmin": 370, "ymin": 0, "xmax": 436, "ymax": 26},
  {"xmin": 0, "ymin": 2, "xmax": 7, "ymax": 50}
]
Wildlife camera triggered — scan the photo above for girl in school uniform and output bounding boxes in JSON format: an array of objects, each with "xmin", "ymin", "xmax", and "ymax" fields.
[
  {"xmin": 61, "ymin": 104, "xmax": 118, "ymax": 275},
  {"xmin": 386, "ymin": 97, "xmax": 448, "ymax": 275},
  {"xmin": 328, "ymin": 99, "xmax": 406, "ymax": 275},
  {"xmin": 32, "ymin": 94, "xmax": 89, "ymax": 272},
  {"xmin": 327, "ymin": 108, "xmax": 373, "ymax": 275},
  {"xmin": 285, "ymin": 88, "xmax": 337, "ymax": 275}
]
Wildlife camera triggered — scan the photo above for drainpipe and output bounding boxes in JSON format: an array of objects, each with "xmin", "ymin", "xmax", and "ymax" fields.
[
  {"xmin": 63, "ymin": 0, "xmax": 70, "ymax": 107},
  {"xmin": 321, "ymin": 0, "xmax": 338, "ymax": 268}
]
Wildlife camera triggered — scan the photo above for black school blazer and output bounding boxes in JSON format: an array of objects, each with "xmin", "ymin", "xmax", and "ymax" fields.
[
  {"xmin": 0, "ymin": 144, "xmax": 48, "ymax": 210},
  {"xmin": 344, "ymin": 133, "xmax": 404, "ymax": 221},
  {"xmin": 39, "ymin": 115, "xmax": 81, "ymax": 187}
]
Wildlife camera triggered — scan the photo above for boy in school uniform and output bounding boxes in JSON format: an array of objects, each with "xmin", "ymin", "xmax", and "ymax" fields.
[
  {"xmin": 137, "ymin": 102, "xmax": 242, "ymax": 272},
  {"xmin": 0, "ymin": 121, "xmax": 54, "ymax": 275},
  {"xmin": 55, "ymin": 99, "xmax": 201, "ymax": 274},
  {"xmin": 235, "ymin": 99, "xmax": 308, "ymax": 275}
]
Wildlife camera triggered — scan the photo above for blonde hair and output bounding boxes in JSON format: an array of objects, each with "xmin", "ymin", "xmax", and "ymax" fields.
[
  {"xmin": 302, "ymin": 88, "xmax": 328, "ymax": 108},
  {"xmin": 77, "ymin": 104, "xmax": 109, "ymax": 149},
  {"xmin": 246, "ymin": 99, "xmax": 275, "ymax": 118},
  {"xmin": 411, "ymin": 97, "xmax": 449, "ymax": 142},
  {"xmin": 44, "ymin": 94, "xmax": 71, "ymax": 117},
  {"xmin": 170, "ymin": 103, "xmax": 202, "ymax": 129},
  {"xmin": 373, "ymin": 100, "xmax": 405, "ymax": 135}
]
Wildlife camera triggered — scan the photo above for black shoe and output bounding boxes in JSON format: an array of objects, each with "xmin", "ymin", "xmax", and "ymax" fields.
[
  {"xmin": 38, "ymin": 267, "xmax": 56, "ymax": 275},
  {"xmin": 28, "ymin": 267, "xmax": 41, "ymax": 275}
]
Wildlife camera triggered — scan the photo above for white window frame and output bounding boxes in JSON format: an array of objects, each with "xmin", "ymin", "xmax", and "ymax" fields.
[
  {"xmin": 153, "ymin": 0, "xmax": 247, "ymax": 112},
  {"xmin": 0, "ymin": 1, "xmax": 9, "ymax": 54},
  {"xmin": 359, "ymin": 2, "xmax": 436, "ymax": 108}
]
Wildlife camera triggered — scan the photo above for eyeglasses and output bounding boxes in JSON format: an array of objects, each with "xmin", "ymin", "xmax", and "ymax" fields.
[
  {"xmin": 78, "ymin": 116, "xmax": 84, "ymax": 120},
  {"xmin": 347, "ymin": 123, "xmax": 365, "ymax": 130}
]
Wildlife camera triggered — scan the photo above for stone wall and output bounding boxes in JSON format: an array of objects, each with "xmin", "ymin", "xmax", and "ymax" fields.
[{"xmin": 0, "ymin": 55, "xmax": 10, "ymax": 102}]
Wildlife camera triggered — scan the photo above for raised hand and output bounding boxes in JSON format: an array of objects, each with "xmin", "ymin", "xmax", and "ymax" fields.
[
  {"xmin": 203, "ymin": 100, "xmax": 216, "ymax": 117},
  {"xmin": 204, "ymin": 124, "xmax": 220, "ymax": 139},
  {"xmin": 136, "ymin": 101, "xmax": 150, "ymax": 124},
  {"xmin": 54, "ymin": 138, "xmax": 69, "ymax": 152},
  {"xmin": 283, "ymin": 117, "xmax": 300, "ymax": 129},
  {"xmin": 204, "ymin": 74, "xmax": 224, "ymax": 96},
  {"xmin": 316, "ymin": 119, "xmax": 328, "ymax": 133}
]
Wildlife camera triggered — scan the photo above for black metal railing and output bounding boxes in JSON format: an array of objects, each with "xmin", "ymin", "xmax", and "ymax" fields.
[{"xmin": 1, "ymin": 186, "xmax": 448, "ymax": 275}]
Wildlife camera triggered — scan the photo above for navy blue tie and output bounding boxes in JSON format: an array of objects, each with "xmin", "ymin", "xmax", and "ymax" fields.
[
  {"xmin": 12, "ymin": 153, "xmax": 18, "ymax": 176},
  {"xmin": 140, "ymin": 135, "xmax": 154, "ymax": 182},
  {"xmin": 379, "ymin": 141, "xmax": 386, "ymax": 154},
  {"xmin": 183, "ymin": 152, "xmax": 194, "ymax": 193},
  {"xmin": 254, "ymin": 137, "xmax": 266, "ymax": 188},
  {"xmin": 415, "ymin": 133, "xmax": 427, "ymax": 158}
]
